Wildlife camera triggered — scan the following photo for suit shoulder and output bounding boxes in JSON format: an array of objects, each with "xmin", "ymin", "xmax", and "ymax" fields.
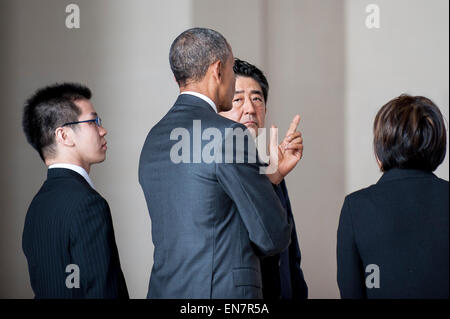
[
  {"xmin": 434, "ymin": 176, "xmax": 449, "ymax": 188},
  {"xmin": 341, "ymin": 183, "xmax": 379, "ymax": 217},
  {"xmin": 430, "ymin": 176, "xmax": 449, "ymax": 198},
  {"xmin": 71, "ymin": 191, "xmax": 109, "ymax": 213},
  {"xmin": 344, "ymin": 183, "xmax": 377, "ymax": 203},
  {"xmin": 38, "ymin": 177, "xmax": 107, "ymax": 212}
]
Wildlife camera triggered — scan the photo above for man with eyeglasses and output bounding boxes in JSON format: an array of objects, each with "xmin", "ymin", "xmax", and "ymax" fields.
[{"xmin": 22, "ymin": 83, "xmax": 128, "ymax": 298}]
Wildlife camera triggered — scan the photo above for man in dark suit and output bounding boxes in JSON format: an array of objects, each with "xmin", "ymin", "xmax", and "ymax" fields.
[
  {"xmin": 337, "ymin": 95, "xmax": 449, "ymax": 298},
  {"xmin": 22, "ymin": 83, "xmax": 128, "ymax": 298},
  {"xmin": 221, "ymin": 58, "xmax": 308, "ymax": 299},
  {"xmin": 139, "ymin": 28, "xmax": 303, "ymax": 298}
]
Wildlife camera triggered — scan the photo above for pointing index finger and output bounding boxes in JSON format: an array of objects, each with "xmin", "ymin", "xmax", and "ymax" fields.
[{"xmin": 286, "ymin": 114, "xmax": 301, "ymax": 137}]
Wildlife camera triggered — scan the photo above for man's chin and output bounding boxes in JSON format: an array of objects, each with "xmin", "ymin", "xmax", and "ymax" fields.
[{"xmin": 94, "ymin": 155, "xmax": 106, "ymax": 164}]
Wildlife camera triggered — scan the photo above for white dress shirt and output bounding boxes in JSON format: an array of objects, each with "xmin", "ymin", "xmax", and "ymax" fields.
[
  {"xmin": 180, "ymin": 91, "xmax": 217, "ymax": 113},
  {"xmin": 48, "ymin": 163, "xmax": 95, "ymax": 189}
]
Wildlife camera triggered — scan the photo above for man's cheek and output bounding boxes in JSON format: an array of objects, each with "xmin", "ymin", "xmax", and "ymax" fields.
[{"xmin": 228, "ymin": 110, "xmax": 241, "ymax": 122}]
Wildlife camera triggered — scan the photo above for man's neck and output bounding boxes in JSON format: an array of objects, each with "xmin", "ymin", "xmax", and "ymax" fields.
[{"xmin": 180, "ymin": 83, "xmax": 219, "ymax": 108}]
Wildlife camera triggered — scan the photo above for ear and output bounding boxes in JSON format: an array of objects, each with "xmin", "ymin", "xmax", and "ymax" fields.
[
  {"xmin": 54, "ymin": 127, "xmax": 75, "ymax": 147},
  {"xmin": 375, "ymin": 154, "xmax": 383, "ymax": 171},
  {"xmin": 210, "ymin": 60, "xmax": 222, "ymax": 84}
]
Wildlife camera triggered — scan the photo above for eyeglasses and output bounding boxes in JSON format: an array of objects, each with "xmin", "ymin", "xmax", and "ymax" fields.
[{"xmin": 62, "ymin": 117, "xmax": 102, "ymax": 127}]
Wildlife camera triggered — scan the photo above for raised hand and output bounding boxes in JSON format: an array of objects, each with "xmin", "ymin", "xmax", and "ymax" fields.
[{"xmin": 267, "ymin": 115, "xmax": 303, "ymax": 185}]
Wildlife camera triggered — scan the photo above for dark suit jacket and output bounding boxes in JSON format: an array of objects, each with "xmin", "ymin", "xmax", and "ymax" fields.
[
  {"xmin": 22, "ymin": 168, "xmax": 129, "ymax": 298},
  {"xmin": 260, "ymin": 179, "xmax": 308, "ymax": 299},
  {"xmin": 337, "ymin": 168, "xmax": 449, "ymax": 298},
  {"xmin": 138, "ymin": 94, "xmax": 292, "ymax": 298}
]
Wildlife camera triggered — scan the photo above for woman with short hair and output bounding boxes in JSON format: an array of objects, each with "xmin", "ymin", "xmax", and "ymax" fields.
[{"xmin": 337, "ymin": 95, "xmax": 448, "ymax": 298}]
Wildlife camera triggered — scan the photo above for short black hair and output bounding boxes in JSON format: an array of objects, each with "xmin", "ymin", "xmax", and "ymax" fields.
[
  {"xmin": 169, "ymin": 28, "xmax": 231, "ymax": 87},
  {"xmin": 22, "ymin": 83, "xmax": 91, "ymax": 161},
  {"xmin": 233, "ymin": 58, "xmax": 269, "ymax": 103},
  {"xmin": 373, "ymin": 94, "xmax": 447, "ymax": 172}
]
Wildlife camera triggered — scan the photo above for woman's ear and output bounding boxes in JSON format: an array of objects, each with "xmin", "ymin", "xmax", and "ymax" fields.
[{"xmin": 375, "ymin": 154, "xmax": 383, "ymax": 171}]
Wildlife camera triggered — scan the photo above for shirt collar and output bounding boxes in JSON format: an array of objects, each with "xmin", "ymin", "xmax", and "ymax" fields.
[
  {"xmin": 180, "ymin": 91, "xmax": 217, "ymax": 113},
  {"xmin": 48, "ymin": 163, "xmax": 95, "ymax": 189}
]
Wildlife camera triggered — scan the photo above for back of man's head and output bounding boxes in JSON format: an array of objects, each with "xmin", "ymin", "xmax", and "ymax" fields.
[
  {"xmin": 22, "ymin": 83, "xmax": 91, "ymax": 161},
  {"xmin": 169, "ymin": 27, "xmax": 231, "ymax": 87}
]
